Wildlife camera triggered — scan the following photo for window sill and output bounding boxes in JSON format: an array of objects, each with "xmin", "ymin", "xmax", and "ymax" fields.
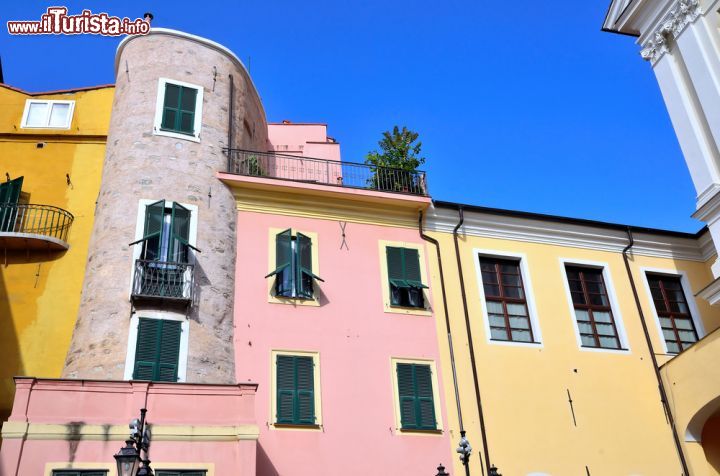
[
  {"xmin": 272, "ymin": 423, "xmax": 322, "ymax": 430},
  {"xmin": 490, "ymin": 339, "xmax": 541, "ymax": 345},
  {"xmin": 384, "ymin": 304, "xmax": 433, "ymax": 317},
  {"xmin": 268, "ymin": 294, "xmax": 320, "ymax": 307},
  {"xmin": 399, "ymin": 428, "xmax": 442, "ymax": 435},
  {"xmin": 154, "ymin": 127, "xmax": 200, "ymax": 143},
  {"xmin": 579, "ymin": 345, "xmax": 630, "ymax": 354}
]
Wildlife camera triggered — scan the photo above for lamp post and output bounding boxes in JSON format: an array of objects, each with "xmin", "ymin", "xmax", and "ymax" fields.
[
  {"xmin": 488, "ymin": 465, "xmax": 502, "ymax": 476},
  {"xmin": 114, "ymin": 408, "xmax": 152, "ymax": 476},
  {"xmin": 456, "ymin": 430, "xmax": 472, "ymax": 476}
]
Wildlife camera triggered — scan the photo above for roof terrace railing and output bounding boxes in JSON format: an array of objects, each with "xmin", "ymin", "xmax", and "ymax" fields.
[{"xmin": 224, "ymin": 149, "xmax": 428, "ymax": 196}]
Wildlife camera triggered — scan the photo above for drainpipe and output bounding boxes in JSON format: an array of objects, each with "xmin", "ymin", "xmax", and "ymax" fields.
[
  {"xmin": 453, "ymin": 206, "xmax": 492, "ymax": 474},
  {"xmin": 419, "ymin": 211, "xmax": 471, "ymax": 475},
  {"xmin": 227, "ymin": 74, "xmax": 235, "ymax": 172},
  {"xmin": 622, "ymin": 227, "xmax": 690, "ymax": 476}
]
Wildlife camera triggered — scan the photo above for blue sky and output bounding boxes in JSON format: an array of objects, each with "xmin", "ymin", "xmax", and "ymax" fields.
[{"xmin": 1, "ymin": 1, "xmax": 703, "ymax": 232}]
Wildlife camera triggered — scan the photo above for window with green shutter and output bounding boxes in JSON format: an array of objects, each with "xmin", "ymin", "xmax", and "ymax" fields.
[
  {"xmin": 160, "ymin": 83, "xmax": 198, "ymax": 135},
  {"xmin": 52, "ymin": 471, "xmax": 108, "ymax": 476},
  {"xmin": 139, "ymin": 200, "xmax": 192, "ymax": 263},
  {"xmin": 133, "ymin": 318, "xmax": 182, "ymax": 382},
  {"xmin": 276, "ymin": 354, "xmax": 316, "ymax": 425},
  {"xmin": 0, "ymin": 176, "xmax": 23, "ymax": 232},
  {"xmin": 387, "ymin": 247, "xmax": 428, "ymax": 308},
  {"xmin": 396, "ymin": 363, "xmax": 437, "ymax": 430},
  {"xmin": 265, "ymin": 229, "xmax": 323, "ymax": 299}
]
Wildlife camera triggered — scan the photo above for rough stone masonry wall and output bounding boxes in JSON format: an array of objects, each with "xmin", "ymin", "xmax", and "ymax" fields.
[{"xmin": 63, "ymin": 32, "xmax": 268, "ymax": 383}]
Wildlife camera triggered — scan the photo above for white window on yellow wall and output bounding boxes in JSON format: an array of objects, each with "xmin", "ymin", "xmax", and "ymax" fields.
[
  {"xmin": 270, "ymin": 350, "xmax": 322, "ymax": 429},
  {"xmin": 21, "ymin": 99, "xmax": 75, "ymax": 129},
  {"xmin": 378, "ymin": 240, "xmax": 431, "ymax": 316}
]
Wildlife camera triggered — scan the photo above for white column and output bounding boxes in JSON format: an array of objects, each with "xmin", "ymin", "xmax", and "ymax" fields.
[{"xmin": 652, "ymin": 49, "xmax": 720, "ymax": 206}]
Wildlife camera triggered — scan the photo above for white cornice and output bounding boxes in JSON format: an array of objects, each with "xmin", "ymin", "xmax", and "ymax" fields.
[
  {"xmin": 639, "ymin": 0, "xmax": 702, "ymax": 63},
  {"xmin": 425, "ymin": 206, "xmax": 712, "ymax": 262}
]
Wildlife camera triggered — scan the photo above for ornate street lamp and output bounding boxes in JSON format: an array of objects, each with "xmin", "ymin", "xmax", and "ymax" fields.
[
  {"xmin": 436, "ymin": 463, "xmax": 450, "ymax": 476},
  {"xmin": 455, "ymin": 430, "xmax": 472, "ymax": 476},
  {"xmin": 114, "ymin": 408, "xmax": 152, "ymax": 476}
]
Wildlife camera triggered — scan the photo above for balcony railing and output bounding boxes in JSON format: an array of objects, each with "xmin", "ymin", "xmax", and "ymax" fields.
[
  {"xmin": 0, "ymin": 203, "xmax": 74, "ymax": 247},
  {"xmin": 131, "ymin": 259, "xmax": 194, "ymax": 304},
  {"xmin": 225, "ymin": 149, "xmax": 428, "ymax": 196}
]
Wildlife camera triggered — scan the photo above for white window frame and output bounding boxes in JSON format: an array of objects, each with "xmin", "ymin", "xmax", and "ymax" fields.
[
  {"xmin": 129, "ymin": 199, "xmax": 199, "ymax": 299},
  {"xmin": 123, "ymin": 311, "xmax": 190, "ymax": 382},
  {"xmin": 20, "ymin": 99, "xmax": 75, "ymax": 129},
  {"xmin": 559, "ymin": 258, "xmax": 631, "ymax": 354},
  {"xmin": 639, "ymin": 267, "xmax": 705, "ymax": 355},
  {"xmin": 389, "ymin": 357, "xmax": 444, "ymax": 434},
  {"xmin": 269, "ymin": 349, "xmax": 323, "ymax": 429},
  {"xmin": 473, "ymin": 249, "xmax": 543, "ymax": 347},
  {"xmin": 153, "ymin": 78, "xmax": 204, "ymax": 142}
]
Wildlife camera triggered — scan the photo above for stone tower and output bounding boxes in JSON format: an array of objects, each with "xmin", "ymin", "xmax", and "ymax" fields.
[{"xmin": 63, "ymin": 28, "xmax": 268, "ymax": 383}]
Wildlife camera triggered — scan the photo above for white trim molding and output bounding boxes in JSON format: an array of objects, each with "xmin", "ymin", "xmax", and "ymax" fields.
[
  {"xmin": 153, "ymin": 77, "xmax": 204, "ymax": 142},
  {"xmin": 639, "ymin": 267, "xmax": 706, "ymax": 354},
  {"xmin": 558, "ymin": 258, "xmax": 632, "ymax": 354},
  {"xmin": 425, "ymin": 205, "xmax": 712, "ymax": 262},
  {"xmin": 123, "ymin": 311, "xmax": 190, "ymax": 382},
  {"xmin": 472, "ymin": 248, "xmax": 544, "ymax": 348}
]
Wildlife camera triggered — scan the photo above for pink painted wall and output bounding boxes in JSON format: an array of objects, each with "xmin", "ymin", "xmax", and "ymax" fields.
[
  {"xmin": 0, "ymin": 379, "xmax": 258, "ymax": 475},
  {"xmin": 234, "ymin": 210, "xmax": 453, "ymax": 475},
  {"xmin": 267, "ymin": 123, "xmax": 340, "ymax": 161}
]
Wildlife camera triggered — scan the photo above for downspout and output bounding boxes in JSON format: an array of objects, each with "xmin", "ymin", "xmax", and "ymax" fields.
[
  {"xmin": 418, "ymin": 211, "xmax": 470, "ymax": 474},
  {"xmin": 227, "ymin": 74, "xmax": 235, "ymax": 172},
  {"xmin": 622, "ymin": 227, "xmax": 690, "ymax": 476},
  {"xmin": 453, "ymin": 206, "xmax": 492, "ymax": 474}
]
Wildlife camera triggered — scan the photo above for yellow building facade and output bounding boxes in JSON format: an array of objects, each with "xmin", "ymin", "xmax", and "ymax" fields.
[
  {"xmin": 0, "ymin": 83, "xmax": 113, "ymax": 422},
  {"xmin": 424, "ymin": 202, "xmax": 720, "ymax": 475}
]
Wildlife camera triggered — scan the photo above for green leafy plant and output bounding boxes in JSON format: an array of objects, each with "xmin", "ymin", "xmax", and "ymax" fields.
[{"xmin": 365, "ymin": 126, "xmax": 425, "ymax": 192}]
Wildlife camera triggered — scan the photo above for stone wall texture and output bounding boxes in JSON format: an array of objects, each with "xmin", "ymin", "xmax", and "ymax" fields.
[{"xmin": 63, "ymin": 30, "xmax": 268, "ymax": 383}]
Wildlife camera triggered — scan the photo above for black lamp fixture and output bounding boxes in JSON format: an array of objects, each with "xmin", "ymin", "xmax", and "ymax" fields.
[
  {"xmin": 114, "ymin": 408, "xmax": 152, "ymax": 476},
  {"xmin": 435, "ymin": 463, "xmax": 450, "ymax": 476},
  {"xmin": 488, "ymin": 465, "xmax": 502, "ymax": 476}
]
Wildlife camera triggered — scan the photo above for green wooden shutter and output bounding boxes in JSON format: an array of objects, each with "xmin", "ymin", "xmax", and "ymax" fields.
[
  {"xmin": 397, "ymin": 363, "xmax": 436, "ymax": 430},
  {"xmin": 133, "ymin": 318, "xmax": 159, "ymax": 380},
  {"xmin": 142, "ymin": 200, "xmax": 165, "ymax": 261},
  {"xmin": 296, "ymin": 232, "xmax": 323, "ymax": 299},
  {"xmin": 0, "ymin": 176, "xmax": 23, "ymax": 204},
  {"xmin": 397, "ymin": 363, "xmax": 417, "ymax": 429},
  {"xmin": 414, "ymin": 364, "xmax": 437, "ymax": 429},
  {"xmin": 162, "ymin": 84, "xmax": 180, "ymax": 131},
  {"xmin": 134, "ymin": 318, "xmax": 181, "ymax": 382},
  {"xmin": 276, "ymin": 355, "xmax": 296, "ymax": 423},
  {"xmin": 157, "ymin": 320, "xmax": 182, "ymax": 382},
  {"xmin": 296, "ymin": 356, "xmax": 315, "ymax": 424},
  {"xmin": 403, "ymin": 248, "xmax": 428, "ymax": 289},
  {"xmin": 170, "ymin": 202, "xmax": 191, "ymax": 263},
  {"xmin": 161, "ymin": 84, "xmax": 197, "ymax": 134},
  {"xmin": 0, "ymin": 176, "xmax": 23, "ymax": 232},
  {"xmin": 387, "ymin": 247, "xmax": 406, "ymax": 287},
  {"xmin": 178, "ymin": 87, "xmax": 197, "ymax": 134},
  {"xmin": 266, "ymin": 229, "xmax": 293, "ymax": 296}
]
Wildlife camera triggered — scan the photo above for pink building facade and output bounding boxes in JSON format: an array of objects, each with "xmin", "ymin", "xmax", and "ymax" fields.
[{"xmin": 0, "ymin": 29, "xmax": 452, "ymax": 476}]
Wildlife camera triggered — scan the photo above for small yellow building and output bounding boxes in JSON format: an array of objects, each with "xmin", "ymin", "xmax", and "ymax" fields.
[
  {"xmin": 0, "ymin": 83, "xmax": 113, "ymax": 422},
  {"xmin": 424, "ymin": 201, "xmax": 720, "ymax": 475}
]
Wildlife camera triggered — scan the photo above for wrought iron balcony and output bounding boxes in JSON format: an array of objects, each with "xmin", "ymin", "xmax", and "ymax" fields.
[
  {"xmin": 0, "ymin": 203, "xmax": 74, "ymax": 250},
  {"xmin": 225, "ymin": 149, "xmax": 428, "ymax": 196},
  {"xmin": 131, "ymin": 259, "xmax": 194, "ymax": 304}
]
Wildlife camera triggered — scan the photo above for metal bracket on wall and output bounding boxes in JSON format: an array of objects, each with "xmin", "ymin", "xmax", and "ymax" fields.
[{"xmin": 339, "ymin": 221, "xmax": 349, "ymax": 250}]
